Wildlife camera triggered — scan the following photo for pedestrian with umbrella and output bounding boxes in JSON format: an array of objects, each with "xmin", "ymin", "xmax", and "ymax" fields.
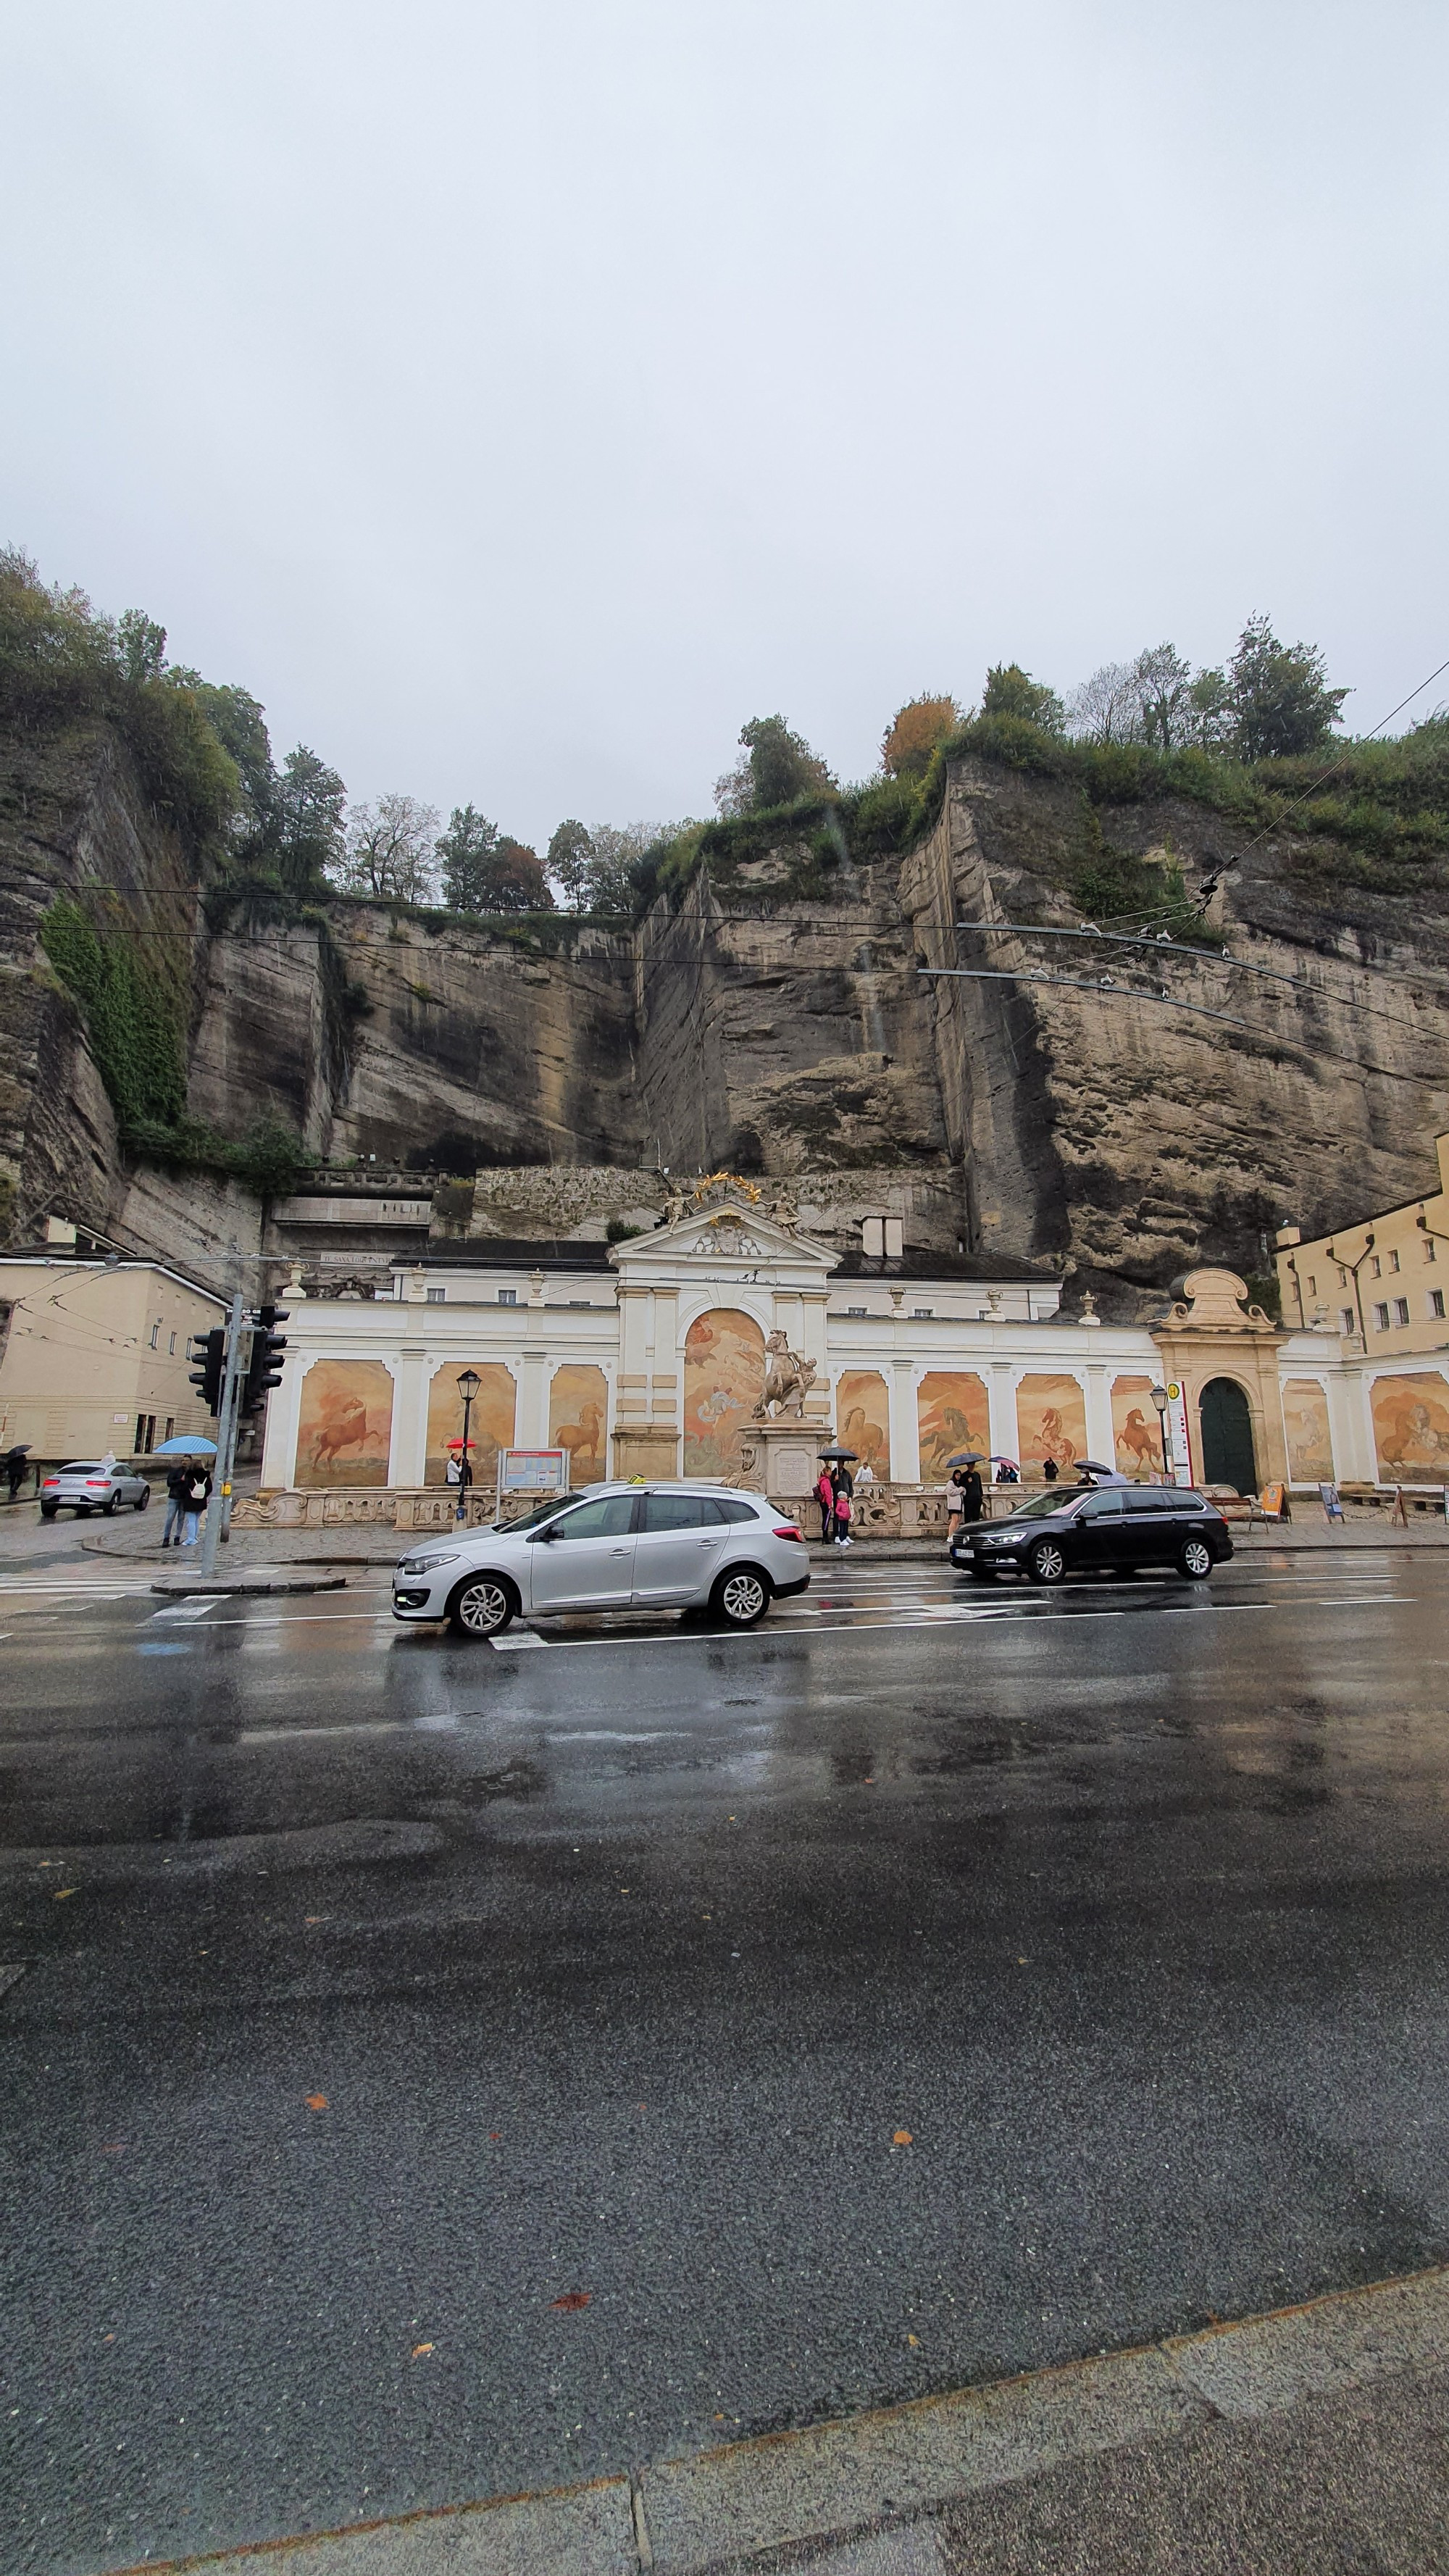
[
  {"xmin": 4, "ymin": 1444, "xmax": 30, "ymax": 1504},
  {"xmin": 944, "ymin": 1449, "xmax": 986, "ymax": 1535},
  {"xmin": 153, "ymin": 1435, "xmax": 217, "ymax": 1550}
]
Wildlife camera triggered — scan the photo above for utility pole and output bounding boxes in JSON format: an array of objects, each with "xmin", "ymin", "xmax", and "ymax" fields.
[{"xmin": 198, "ymin": 1291, "xmax": 246, "ymax": 1576}]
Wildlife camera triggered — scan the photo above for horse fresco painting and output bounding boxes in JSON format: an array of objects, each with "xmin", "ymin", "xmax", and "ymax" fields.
[
  {"xmin": 684, "ymin": 1309, "xmax": 765, "ymax": 1478},
  {"xmin": 835, "ymin": 1370, "xmax": 890, "ymax": 1479},
  {"xmin": 1111, "ymin": 1375, "xmax": 1159, "ymax": 1477},
  {"xmin": 1282, "ymin": 1379, "xmax": 1335, "ymax": 1483},
  {"xmin": 294, "ymin": 1360, "xmax": 394, "ymax": 1488},
  {"xmin": 548, "ymin": 1365, "xmax": 609, "ymax": 1483},
  {"xmin": 1016, "ymin": 1373, "xmax": 1088, "ymax": 1478},
  {"xmin": 1371, "ymin": 1371, "xmax": 1449, "ymax": 1480},
  {"xmin": 916, "ymin": 1372, "xmax": 990, "ymax": 1480}
]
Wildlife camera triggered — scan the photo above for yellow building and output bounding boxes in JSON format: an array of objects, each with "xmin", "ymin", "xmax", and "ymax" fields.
[
  {"xmin": 0, "ymin": 1231, "xmax": 225, "ymax": 1464},
  {"xmin": 1276, "ymin": 1132, "xmax": 1449, "ymax": 1359}
]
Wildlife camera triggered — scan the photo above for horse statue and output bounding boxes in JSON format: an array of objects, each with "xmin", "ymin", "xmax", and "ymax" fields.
[{"xmin": 753, "ymin": 1329, "xmax": 817, "ymax": 1421}]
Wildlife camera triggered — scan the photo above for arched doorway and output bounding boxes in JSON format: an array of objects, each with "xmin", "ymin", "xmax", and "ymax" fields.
[{"xmin": 1199, "ymin": 1377, "xmax": 1256, "ymax": 1494}]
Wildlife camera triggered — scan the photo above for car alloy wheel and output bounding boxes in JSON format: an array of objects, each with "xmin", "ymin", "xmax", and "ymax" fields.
[
  {"xmin": 714, "ymin": 1567, "xmax": 769, "ymax": 1627},
  {"xmin": 1027, "ymin": 1540, "xmax": 1066, "ymax": 1585},
  {"xmin": 133, "ymin": 1488, "xmax": 150, "ymax": 1511},
  {"xmin": 1179, "ymin": 1538, "xmax": 1213, "ymax": 1580},
  {"xmin": 102, "ymin": 1495, "xmax": 117, "ymax": 1515},
  {"xmin": 448, "ymin": 1574, "xmax": 514, "ymax": 1637}
]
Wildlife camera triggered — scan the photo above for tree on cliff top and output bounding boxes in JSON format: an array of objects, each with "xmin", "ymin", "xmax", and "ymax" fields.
[
  {"xmin": 980, "ymin": 664, "xmax": 1067, "ymax": 734},
  {"xmin": 546, "ymin": 818, "xmax": 656, "ymax": 912},
  {"xmin": 338, "ymin": 793, "xmax": 440, "ymax": 902},
  {"xmin": 438, "ymin": 804, "xmax": 552, "ymax": 912},
  {"xmin": 1222, "ymin": 615, "xmax": 1349, "ymax": 759},
  {"xmin": 881, "ymin": 695, "xmax": 964, "ymax": 780},
  {"xmin": 714, "ymin": 715, "xmax": 837, "ymax": 816}
]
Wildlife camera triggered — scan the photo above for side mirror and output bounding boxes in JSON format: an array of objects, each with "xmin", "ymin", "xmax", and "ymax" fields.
[{"xmin": 527, "ymin": 1525, "xmax": 554, "ymax": 1542}]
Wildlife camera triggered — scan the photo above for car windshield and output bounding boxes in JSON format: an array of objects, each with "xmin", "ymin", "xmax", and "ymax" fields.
[
  {"xmin": 492, "ymin": 1492, "xmax": 577, "ymax": 1533},
  {"xmin": 1003, "ymin": 1489, "xmax": 1079, "ymax": 1520}
]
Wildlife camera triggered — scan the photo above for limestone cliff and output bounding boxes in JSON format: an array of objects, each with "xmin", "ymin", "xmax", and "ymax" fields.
[{"xmin": 5, "ymin": 716, "xmax": 1449, "ymax": 1309}]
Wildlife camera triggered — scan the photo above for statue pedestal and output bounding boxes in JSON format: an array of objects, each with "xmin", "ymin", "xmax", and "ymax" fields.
[{"xmin": 735, "ymin": 1420, "xmax": 820, "ymax": 1499}]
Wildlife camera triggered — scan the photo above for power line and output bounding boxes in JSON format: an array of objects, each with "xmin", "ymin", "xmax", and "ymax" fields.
[
  {"xmin": 953, "ymin": 920, "xmax": 1449, "ymax": 1044},
  {"xmin": 918, "ymin": 965, "xmax": 1431, "ymax": 1083}
]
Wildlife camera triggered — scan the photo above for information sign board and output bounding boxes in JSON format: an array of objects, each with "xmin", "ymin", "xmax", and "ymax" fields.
[{"xmin": 499, "ymin": 1447, "xmax": 569, "ymax": 1493}]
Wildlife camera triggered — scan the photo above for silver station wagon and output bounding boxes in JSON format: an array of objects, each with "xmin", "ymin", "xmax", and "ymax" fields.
[{"xmin": 391, "ymin": 1481, "xmax": 812, "ymax": 1636}]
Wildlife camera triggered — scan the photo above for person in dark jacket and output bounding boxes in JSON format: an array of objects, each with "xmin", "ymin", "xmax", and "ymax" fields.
[
  {"xmin": 160, "ymin": 1463, "xmax": 191, "ymax": 1548},
  {"xmin": 4, "ymin": 1446, "xmax": 28, "ymax": 1503},
  {"xmin": 959, "ymin": 1463, "xmax": 985, "ymax": 1523},
  {"xmin": 1042, "ymin": 1456, "xmax": 1059, "ymax": 1483}
]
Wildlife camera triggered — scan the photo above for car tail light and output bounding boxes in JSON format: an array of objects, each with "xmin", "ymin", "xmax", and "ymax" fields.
[
  {"xmin": 773, "ymin": 1523, "xmax": 804, "ymax": 1541},
  {"xmin": 85, "ymin": 1478, "xmax": 109, "ymax": 1490},
  {"xmin": 42, "ymin": 1477, "xmax": 59, "ymax": 1489}
]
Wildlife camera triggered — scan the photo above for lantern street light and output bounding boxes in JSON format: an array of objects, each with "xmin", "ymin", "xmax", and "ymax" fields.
[
  {"xmin": 456, "ymin": 1368, "xmax": 481, "ymax": 1522},
  {"xmin": 1149, "ymin": 1383, "xmax": 1171, "ymax": 1481}
]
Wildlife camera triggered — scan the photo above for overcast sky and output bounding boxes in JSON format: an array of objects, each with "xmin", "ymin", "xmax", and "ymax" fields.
[{"xmin": 4, "ymin": 1, "xmax": 1445, "ymax": 849}]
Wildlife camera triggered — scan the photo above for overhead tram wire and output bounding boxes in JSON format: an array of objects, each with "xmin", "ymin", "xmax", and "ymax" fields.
[
  {"xmin": 916, "ymin": 964, "xmax": 1428, "ymax": 1084},
  {"xmin": 951, "ymin": 920, "xmax": 1449, "ymax": 1046}
]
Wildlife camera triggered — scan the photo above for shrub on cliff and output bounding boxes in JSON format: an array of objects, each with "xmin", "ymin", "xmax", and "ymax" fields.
[{"xmin": 0, "ymin": 548, "xmax": 239, "ymax": 856}]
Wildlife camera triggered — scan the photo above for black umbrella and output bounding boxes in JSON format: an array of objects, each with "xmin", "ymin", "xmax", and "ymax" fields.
[
  {"xmin": 1074, "ymin": 1459, "xmax": 1116, "ymax": 1475},
  {"xmin": 945, "ymin": 1449, "xmax": 986, "ymax": 1467},
  {"xmin": 817, "ymin": 1445, "xmax": 859, "ymax": 1462}
]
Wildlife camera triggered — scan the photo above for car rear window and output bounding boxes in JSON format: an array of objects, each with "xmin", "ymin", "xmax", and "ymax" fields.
[
  {"xmin": 61, "ymin": 1463, "xmax": 101, "ymax": 1475},
  {"xmin": 1126, "ymin": 1489, "xmax": 1180, "ymax": 1514},
  {"xmin": 717, "ymin": 1498, "xmax": 759, "ymax": 1523}
]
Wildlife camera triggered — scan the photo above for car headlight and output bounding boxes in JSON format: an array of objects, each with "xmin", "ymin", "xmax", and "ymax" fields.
[{"xmin": 396, "ymin": 1550, "xmax": 462, "ymax": 1575}]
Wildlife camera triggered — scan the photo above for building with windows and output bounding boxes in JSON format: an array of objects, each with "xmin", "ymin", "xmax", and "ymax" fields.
[
  {"xmin": 1275, "ymin": 1131, "xmax": 1449, "ymax": 1356},
  {"xmin": 253, "ymin": 1190, "xmax": 1449, "ymax": 1513},
  {"xmin": 0, "ymin": 1229, "xmax": 225, "ymax": 1464}
]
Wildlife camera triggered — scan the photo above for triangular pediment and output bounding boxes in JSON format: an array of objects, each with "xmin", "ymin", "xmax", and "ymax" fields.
[{"xmin": 608, "ymin": 1190, "xmax": 836, "ymax": 1278}]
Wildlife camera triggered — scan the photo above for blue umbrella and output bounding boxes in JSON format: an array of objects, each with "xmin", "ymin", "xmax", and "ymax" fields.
[{"xmin": 153, "ymin": 1435, "xmax": 217, "ymax": 1456}]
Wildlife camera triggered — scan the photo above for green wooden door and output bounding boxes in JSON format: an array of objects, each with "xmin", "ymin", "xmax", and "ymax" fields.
[{"xmin": 1199, "ymin": 1377, "xmax": 1256, "ymax": 1495}]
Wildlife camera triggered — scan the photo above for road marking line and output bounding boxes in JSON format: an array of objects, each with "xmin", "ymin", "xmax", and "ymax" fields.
[
  {"xmin": 491, "ymin": 1628, "xmax": 548, "ymax": 1649},
  {"xmin": 150, "ymin": 1598, "xmax": 221, "ymax": 1622}
]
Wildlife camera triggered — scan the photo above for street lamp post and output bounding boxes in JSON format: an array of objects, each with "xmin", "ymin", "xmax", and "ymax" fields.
[
  {"xmin": 1149, "ymin": 1383, "xmax": 1171, "ymax": 1482},
  {"xmin": 455, "ymin": 1368, "xmax": 481, "ymax": 1523}
]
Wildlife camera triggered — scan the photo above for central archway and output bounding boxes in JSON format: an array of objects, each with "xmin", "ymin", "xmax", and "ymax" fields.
[
  {"xmin": 1199, "ymin": 1377, "xmax": 1257, "ymax": 1493},
  {"xmin": 684, "ymin": 1309, "xmax": 765, "ymax": 1478}
]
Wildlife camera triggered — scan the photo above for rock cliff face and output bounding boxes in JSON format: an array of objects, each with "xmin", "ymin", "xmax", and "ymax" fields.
[{"xmin": 5, "ymin": 718, "xmax": 1449, "ymax": 1306}]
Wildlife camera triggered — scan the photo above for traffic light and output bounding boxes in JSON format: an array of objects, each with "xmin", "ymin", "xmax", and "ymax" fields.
[
  {"xmin": 188, "ymin": 1327, "xmax": 225, "ymax": 1416},
  {"xmin": 241, "ymin": 1304, "xmax": 290, "ymax": 1417}
]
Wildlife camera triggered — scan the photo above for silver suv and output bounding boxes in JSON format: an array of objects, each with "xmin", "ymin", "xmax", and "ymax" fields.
[
  {"xmin": 391, "ymin": 1482, "xmax": 812, "ymax": 1637},
  {"xmin": 39, "ymin": 1461, "xmax": 151, "ymax": 1520}
]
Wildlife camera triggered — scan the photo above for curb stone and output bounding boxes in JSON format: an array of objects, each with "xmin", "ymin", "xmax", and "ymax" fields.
[
  {"xmin": 147, "ymin": 1571, "xmax": 348, "ymax": 1596},
  {"xmin": 93, "ymin": 2264, "xmax": 1449, "ymax": 2576}
]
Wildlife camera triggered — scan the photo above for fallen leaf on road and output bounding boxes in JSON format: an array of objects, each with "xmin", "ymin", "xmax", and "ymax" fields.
[
  {"xmin": 53, "ymin": 1888, "xmax": 77, "ymax": 1901},
  {"xmin": 305, "ymin": 2093, "xmax": 329, "ymax": 2112},
  {"xmin": 550, "ymin": 2291, "xmax": 591, "ymax": 2312},
  {"xmin": 488, "ymin": 2131, "xmax": 501, "ymax": 2141},
  {"xmin": 893, "ymin": 2129, "xmax": 914, "ymax": 2146},
  {"xmin": 907, "ymin": 2333, "xmax": 920, "ymax": 2347},
  {"xmin": 304, "ymin": 1916, "xmax": 327, "ymax": 1925},
  {"xmin": 100, "ymin": 2143, "xmax": 125, "ymax": 2154},
  {"xmin": 410, "ymin": 2343, "xmax": 434, "ymax": 2358}
]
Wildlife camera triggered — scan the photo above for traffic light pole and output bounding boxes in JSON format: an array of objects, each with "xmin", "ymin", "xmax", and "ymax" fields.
[{"xmin": 198, "ymin": 1291, "xmax": 246, "ymax": 1577}]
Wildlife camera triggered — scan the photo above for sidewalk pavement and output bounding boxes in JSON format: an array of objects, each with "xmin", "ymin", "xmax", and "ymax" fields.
[{"xmin": 103, "ymin": 2264, "xmax": 1449, "ymax": 2575}]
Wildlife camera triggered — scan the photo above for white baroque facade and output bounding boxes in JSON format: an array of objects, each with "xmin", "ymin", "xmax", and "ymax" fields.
[{"xmin": 259, "ymin": 1199, "xmax": 1449, "ymax": 1502}]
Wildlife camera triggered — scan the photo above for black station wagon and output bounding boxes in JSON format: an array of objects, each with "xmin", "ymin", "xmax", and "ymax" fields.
[{"xmin": 950, "ymin": 1483, "xmax": 1234, "ymax": 1585}]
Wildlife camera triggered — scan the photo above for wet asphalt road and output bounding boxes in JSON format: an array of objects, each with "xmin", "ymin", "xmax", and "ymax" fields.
[{"xmin": 2, "ymin": 1546, "xmax": 1448, "ymax": 2573}]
